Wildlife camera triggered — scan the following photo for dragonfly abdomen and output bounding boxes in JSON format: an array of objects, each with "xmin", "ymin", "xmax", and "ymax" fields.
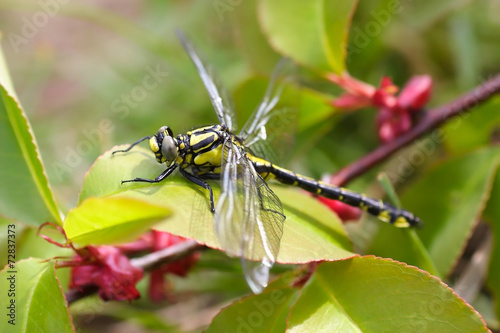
[{"xmin": 251, "ymin": 158, "xmax": 421, "ymax": 228}]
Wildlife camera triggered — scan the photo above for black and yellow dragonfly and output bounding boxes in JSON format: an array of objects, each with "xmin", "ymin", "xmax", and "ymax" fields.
[{"xmin": 113, "ymin": 32, "xmax": 422, "ymax": 293}]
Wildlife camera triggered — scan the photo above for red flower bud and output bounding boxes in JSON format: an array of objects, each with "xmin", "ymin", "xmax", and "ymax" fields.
[{"xmin": 397, "ymin": 75, "xmax": 432, "ymax": 111}]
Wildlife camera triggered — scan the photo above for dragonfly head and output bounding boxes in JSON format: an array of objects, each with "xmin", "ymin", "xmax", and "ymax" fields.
[{"xmin": 149, "ymin": 126, "xmax": 178, "ymax": 165}]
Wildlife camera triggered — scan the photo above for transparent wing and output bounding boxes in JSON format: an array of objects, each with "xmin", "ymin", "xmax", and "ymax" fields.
[
  {"xmin": 239, "ymin": 58, "xmax": 298, "ymax": 163},
  {"xmin": 215, "ymin": 139, "xmax": 285, "ymax": 293},
  {"xmin": 176, "ymin": 30, "xmax": 237, "ymax": 131}
]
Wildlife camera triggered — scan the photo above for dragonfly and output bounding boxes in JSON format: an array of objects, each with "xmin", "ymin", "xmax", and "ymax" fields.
[{"xmin": 113, "ymin": 31, "xmax": 422, "ymax": 294}]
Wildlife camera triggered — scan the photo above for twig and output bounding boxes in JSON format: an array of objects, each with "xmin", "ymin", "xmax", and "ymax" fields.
[
  {"xmin": 130, "ymin": 239, "xmax": 202, "ymax": 270},
  {"xmin": 65, "ymin": 240, "xmax": 203, "ymax": 304},
  {"xmin": 330, "ymin": 73, "xmax": 500, "ymax": 186}
]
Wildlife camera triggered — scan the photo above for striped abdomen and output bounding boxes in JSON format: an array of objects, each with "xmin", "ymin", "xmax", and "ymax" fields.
[{"xmin": 250, "ymin": 155, "xmax": 421, "ymax": 228}]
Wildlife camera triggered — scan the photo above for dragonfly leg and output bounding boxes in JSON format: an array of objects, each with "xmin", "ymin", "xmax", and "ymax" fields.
[
  {"xmin": 180, "ymin": 168, "xmax": 215, "ymax": 213},
  {"xmin": 121, "ymin": 164, "xmax": 177, "ymax": 184}
]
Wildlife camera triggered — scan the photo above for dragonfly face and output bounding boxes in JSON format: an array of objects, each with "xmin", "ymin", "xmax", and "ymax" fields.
[{"xmin": 149, "ymin": 126, "xmax": 177, "ymax": 165}]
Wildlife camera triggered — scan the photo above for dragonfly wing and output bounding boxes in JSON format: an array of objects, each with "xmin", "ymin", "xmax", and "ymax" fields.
[
  {"xmin": 240, "ymin": 162, "xmax": 285, "ymax": 293},
  {"xmin": 239, "ymin": 58, "xmax": 298, "ymax": 164},
  {"xmin": 215, "ymin": 139, "xmax": 285, "ymax": 293},
  {"xmin": 177, "ymin": 30, "xmax": 237, "ymax": 131}
]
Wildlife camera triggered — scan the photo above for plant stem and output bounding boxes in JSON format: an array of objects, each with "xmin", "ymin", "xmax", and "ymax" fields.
[
  {"xmin": 331, "ymin": 73, "xmax": 500, "ymax": 186},
  {"xmin": 65, "ymin": 240, "xmax": 203, "ymax": 304}
]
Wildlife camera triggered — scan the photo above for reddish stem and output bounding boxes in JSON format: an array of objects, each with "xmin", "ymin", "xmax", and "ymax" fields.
[{"xmin": 331, "ymin": 74, "xmax": 500, "ymax": 186}]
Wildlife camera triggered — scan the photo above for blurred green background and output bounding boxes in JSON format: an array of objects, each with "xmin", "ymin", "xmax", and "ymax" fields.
[
  {"xmin": 2, "ymin": 0, "xmax": 500, "ymax": 331},
  {"xmin": 1, "ymin": 0, "xmax": 500, "ymax": 212}
]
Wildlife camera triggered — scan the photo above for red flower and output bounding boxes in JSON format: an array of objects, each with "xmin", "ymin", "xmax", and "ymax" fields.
[
  {"xmin": 39, "ymin": 222, "xmax": 199, "ymax": 302},
  {"xmin": 69, "ymin": 246, "xmax": 143, "ymax": 302},
  {"xmin": 328, "ymin": 73, "xmax": 432, "ymax": 143}
]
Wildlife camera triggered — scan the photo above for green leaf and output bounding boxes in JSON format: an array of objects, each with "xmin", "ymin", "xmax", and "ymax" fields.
[
  {"xmin": 287, "ymin": 256, "xmax": 488, "ymax": 332},
  {"xmin": 0, "ymin": 259, "xmax": 75, "ymax": 333},
  {"xmin": 377, "ymin": 173, "xmax": 439, "ymax": 276},
  {"xmin": 81, "ymin": 146, "xmax": 354, "ymax": 262},
  {"xmin": 232, "ymin": 0, "xmax": 282, "ymax": 74},
  {"xmin": 484, "ymin": 170, "xmax": 500, "ymax": 322},
  {"xmin": 258, "ymin": 0, "xmax": 358, "ymax": 74},
  {"xmin": 0, "ymin": 83, "xmax": 61, "ymax": 226},
  {"xmin": 443, "ymin": 96, "xmax": 500, "ymax": 154},
  {"xmin": 64, "ymin": 196, "xmax": 171, "ymax": 247},
  {"xmin": 206, "ymin": 273, "xmax": 299, "ymax": 332},
  {"xmin": 369, "ymin": 146, "xmax": 500, "ymax": 278}
]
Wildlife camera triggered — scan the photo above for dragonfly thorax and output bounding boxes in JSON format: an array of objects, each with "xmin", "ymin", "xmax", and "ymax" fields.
[{"xmin": 149, "ymin": 125, "xmax": 178, "ymax": 165}]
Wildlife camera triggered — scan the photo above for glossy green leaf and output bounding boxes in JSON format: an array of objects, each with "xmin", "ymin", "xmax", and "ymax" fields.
[
  {"xmin": 258, "ymin": 0, "xmax": 358, "ymax": 74},
  {"xmin": 287, "ymin": 256, "xmax": 488, "ymax": 332},
  {"xmin": 64, "ymin": 196, "xmax": 171, "ymax": 247},
  {"xmin": 0, "ymin": 82, "xmax": 61, "ymax": 226},
  {"xmin": 443, "ymin": 96, "xmax": 500, "ymax": 154},
  {"xmin": 80, "ymin": 146, "xmax": 354, "ymax": 262},
  {"xmin": 0, "ymin": 259, "xmax": 74, "ymax": 333},
  {"xmin": 484, "ymin": 170, "xmax": 500, "ymax": 321},
  {"xmin": 369, "ymin": 146, "xmax": 500, "ymax": 278},
  {"xmin": 206, "ymin": 272, "xmax": 299, "ymax": 332},
  {"xmin": 233, "ymin": 0, "xmax": 282, "ymax": 74}
]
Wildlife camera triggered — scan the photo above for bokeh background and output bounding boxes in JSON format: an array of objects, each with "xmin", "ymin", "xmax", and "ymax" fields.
[
  {"xmin": 1, "ymin": 0, "xmax": 500, "ymax": 331},
  {"xmin": 1, "ymin": 0, "xmax": 500, "ymax": 209}
]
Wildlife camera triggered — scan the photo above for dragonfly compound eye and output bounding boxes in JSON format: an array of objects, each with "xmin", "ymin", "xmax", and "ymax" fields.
[{"xmin": 161, "ymin": 135, "xmax": 177, "ymax": 164}]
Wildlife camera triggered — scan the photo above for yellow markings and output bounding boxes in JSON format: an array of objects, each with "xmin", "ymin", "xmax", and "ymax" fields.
[
  {"xmin": 213, "ymin": 167, "xmax": 221, "ymax": 174},
  {"xmin": 247, "ymin": 153, "xmax": 272, "ymax": 167},
  {"xmin": 378, "ymin": 210, "xmax": 391, "ymax": 222},
  {"xmin": 263, "ymin": 172, "xmax": 275, "ymax": 180},
  {"xmin": 149, "ymin": 137, "xmax": 159, "ymax": 152},
  {"xmin": 394, "ymin": 217, "xmax": 410, "ymax": 228},
  {"xmin": 194, "ymin": 146, "xmax": 223, "ymax": 166},
  {"xmin": 196, "ymin": 125, "xmax": 220, "ymax": 132},
  {"xmin": 179, "ymin": 142, "xmax": 185, "ymax": 149},
  {"xmin": 359, "ymin": 194, "xmax": 368, "ymax": 211},
  {"xmin": 298, "ymin": 174, "xmax": 314, "ymax": 182},
  {"xmin": 316, "ymin": 187, "xmax": 322, "ymax": 194},
  {"xmin": 184, "ymin": 154, "xmax": 192, "ymax": 164},
  {"xmin": 339, "ymin": 195, "xmax": 344, "ymax": 200},
  {"xmin": 191, "ymin": 132, "xmax": 217, "ymax": 152}
]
